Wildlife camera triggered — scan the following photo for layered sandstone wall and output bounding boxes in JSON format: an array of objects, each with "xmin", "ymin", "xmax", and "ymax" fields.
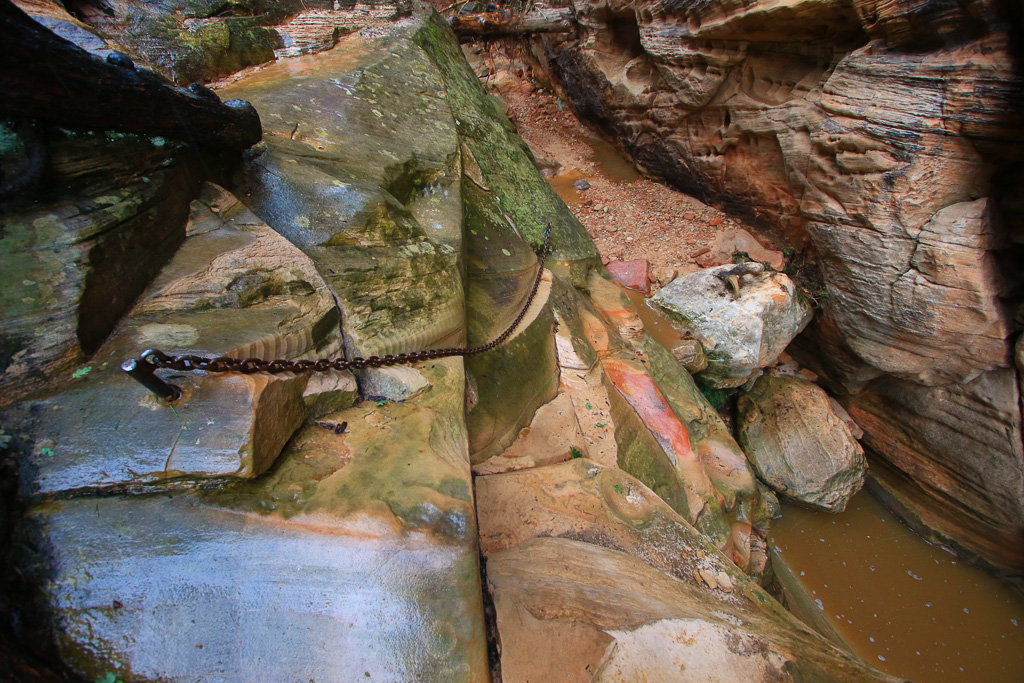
[{"xmin": 543, "ymin": 0, "xmax": 1024, "ymax": 573}]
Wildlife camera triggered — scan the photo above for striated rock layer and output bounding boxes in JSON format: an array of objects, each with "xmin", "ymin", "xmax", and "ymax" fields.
[{"xmin": 544, "ymin": 0, "xmax": 1024, "ymax": 573}]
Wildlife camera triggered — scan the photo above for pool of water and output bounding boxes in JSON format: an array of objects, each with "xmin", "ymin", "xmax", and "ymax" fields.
[
  {"xmin": 770, "ymin": 491, "xmax": 1024, "ymax": 682},
  {"xmin": 547, "ymin": 168, "xmax": 588, "ymax": 207},
  {"xmin": 580, "ymin": 135, "xmax": 642, "ymax": 184},
  {"xmin": 547, "ymin": 134, "xmax": 642, "ymax": 206},
  {"xmin": 621, "ymin": 287, "xmax": 684, "ymax": 351}
]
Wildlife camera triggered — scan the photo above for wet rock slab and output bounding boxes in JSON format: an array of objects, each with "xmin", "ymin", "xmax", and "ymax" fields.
[
  {"xmin": 24, "ymin": 491, "xmax": 482, "ymax": 683},
  {"xmin": 7, "ymin": 186, "xmax": 336, "ymax": 496}
]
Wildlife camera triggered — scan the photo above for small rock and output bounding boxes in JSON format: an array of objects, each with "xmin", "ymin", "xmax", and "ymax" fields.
[
  {"xmin": 709, "ymin": 217, "xmax": 724, "ymax": 226},
  {"xmin": 671, "ymin": 339, "xmax": 708, "ymax": 374},
  {"xmin": 683, "ymin": 213, "xmax": 696, "ymax": 219},
  {"xmin": 653, "ymin": 266, "xmax": 677, "ymax": 286},
  {"xmin": 798, "ymin": 368, "xmax": 820, "ymax": 383},
  {"xmin": 573, "ymin": 179, "xmax": 591, "ymax": 191},
  {"xmin": 601, "ymin": 255, "xmax": 611, "ymax": 265},
  {"xmin": 704, "ymin": 228, "xmax": 786, "ymax": 271},
  {"xmin": 698, "ymin": 568, "xmax": 718, "ymax": 589},
  {"xmin": 606, "ymin": 259, "xmax": 651, "ymax": 295},
  {"xmin": 690, "ymin": 247, "xmax": 710, "ymax": 258},
  {"xmin": 356, "ymin": 365, "xmax": 431, "ymax": 403}
]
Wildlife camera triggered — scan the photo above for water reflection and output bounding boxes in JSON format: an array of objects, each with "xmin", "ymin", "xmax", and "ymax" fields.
[
  {"xmin": 546, "ymin": 134, "xmax": 642, "ymax": 206},
  {"xmin": 580, "ymin": 135, "xmax": 642, "ymax": 184},
  {"xmin": 770, "ymin": 491, "xmax": 1024, "ymax": 682},
  {"xmin": 620, "ymin": 287, "xmax": 685, "ymax": 350}
]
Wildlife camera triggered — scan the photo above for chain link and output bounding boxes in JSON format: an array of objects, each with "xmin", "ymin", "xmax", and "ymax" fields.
[{"xmin": 131, "ymin": 224, "xmax": 553, "ymax": 385}]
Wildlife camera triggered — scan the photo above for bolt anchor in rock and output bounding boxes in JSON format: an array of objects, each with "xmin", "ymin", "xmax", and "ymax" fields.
[{"xmin": 121, "ymin": 353, "xmax": 182, "ymax": 402}]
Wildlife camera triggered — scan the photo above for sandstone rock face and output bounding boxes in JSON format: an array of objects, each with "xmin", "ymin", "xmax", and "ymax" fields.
[
  {"xmin": 545, "ymin": 0, "xmax": 1024, "ymax": 571},
  {"xmin": 3, "ymin": 7, "xmax": 904, "ymax": 680},
  {"xmin": 4, "ymin": 14, "xmax": 503, "ymax": 680},
  {"xmin": 652, "ymin": 264, "xmax": 812, "ymax": 388},
  {"xmin": 738, "ymin": 375, "xmax": 866, "ymax": 512},
  {"xmin": 0, "ymin": 128, "xmax": 198, "ymax": 407},
  {"xmin": 6, "ymin": 184, "xmax": 334, "ymax": 494},
  {"xmin": 846, "ymin": 369, "xmax": 1024, "ymax": 570}
]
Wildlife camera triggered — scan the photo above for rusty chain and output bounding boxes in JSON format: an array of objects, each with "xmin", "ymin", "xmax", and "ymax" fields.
[{"xmin": 123, "ymin": 224, "xmax": 552, "ymax": 401}]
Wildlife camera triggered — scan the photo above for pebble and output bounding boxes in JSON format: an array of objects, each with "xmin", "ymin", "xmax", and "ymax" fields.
[
  {"xmin": 709, "ymin": 217, "xmax": 724, "ymax": 226},
  {"xmin": 690, "ymin": 247, "xmax": 711, "ymax": 258},
  {"xmin": 573, "ymin": 179, "xmax": 591, "ymax": 191},
  {"xmin": 683, "ymin": 213, "xmax": 696, "ymax": 219}
]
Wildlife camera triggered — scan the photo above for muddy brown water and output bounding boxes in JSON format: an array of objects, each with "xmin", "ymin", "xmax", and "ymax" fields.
[
  {"xmin": 547, "ymin": 135, "xmax": 642, "ymax": 207},
  {"xmin": 770, "ymin": 492, "xmax": 1024, "ymax": 682},
  {"xmin": 621, "ymin": 288, "xmax": 685, "ymax": 351}
]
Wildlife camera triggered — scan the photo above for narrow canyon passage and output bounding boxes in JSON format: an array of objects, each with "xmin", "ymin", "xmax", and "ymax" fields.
[{"xmin": 485, "ymin": 52, "xmax": 1024, "ymax": 681}]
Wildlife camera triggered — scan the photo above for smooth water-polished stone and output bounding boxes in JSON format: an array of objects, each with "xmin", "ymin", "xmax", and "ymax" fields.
[
  {"xmin": 24, "ymin": 492, "xmax": 485, "ymax": 683},
  {"xmin": 739, "ymin": 375, "xmax": 866, "ymax": 513},
  {"xmin": 223, "ymin": 32, "xmax": 467, "ymax": 360},
  {"xmin": 21, "ymin": 356, "xmax": 487, "ymax": 682}
]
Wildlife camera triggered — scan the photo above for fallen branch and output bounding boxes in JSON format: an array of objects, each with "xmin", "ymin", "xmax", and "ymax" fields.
[
  {"xmin": 448, "ymin": 8, "xmax": 575, "ymax": 37},
  {"xmin": 0, "ymin": 1, "xmax": 261, "ymax": 150}
]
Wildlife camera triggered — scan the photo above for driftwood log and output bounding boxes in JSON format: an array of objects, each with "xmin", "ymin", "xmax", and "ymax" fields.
[
  {"xmin": 0, "ymin": 1, "xmax": 261, "ymax": 150},
  {"xmin": 448, "ymin": 8, "xmax": 575, "ymax": 37}
]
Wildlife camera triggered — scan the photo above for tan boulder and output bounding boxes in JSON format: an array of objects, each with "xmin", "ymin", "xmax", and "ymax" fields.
[
  {"xmin": 652, "ymin": 264, "xmax": 813, "ymax": 388},
  {"xmin": 738, "ymin": 376, "xmax": 866, "ymax": 513}
]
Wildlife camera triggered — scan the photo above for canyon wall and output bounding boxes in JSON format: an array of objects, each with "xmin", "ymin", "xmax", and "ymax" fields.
[{"xmin": 543, "ymin": 0, "xmax": 1024, "ymax": 573}]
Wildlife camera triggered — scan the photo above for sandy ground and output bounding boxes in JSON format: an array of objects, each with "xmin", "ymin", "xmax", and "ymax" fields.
[{"xmin": 466, "ymin": 45, "xmax": 755, "ymax": 287}]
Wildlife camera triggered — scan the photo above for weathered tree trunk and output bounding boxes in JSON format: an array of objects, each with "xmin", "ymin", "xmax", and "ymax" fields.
[
  {"xmin": 0, "ymin": 1, "xmax": 261, "ymax": 150},
  {"xmin": 449, "ymin": 8, "xmax": 574, "ymax": 37}
]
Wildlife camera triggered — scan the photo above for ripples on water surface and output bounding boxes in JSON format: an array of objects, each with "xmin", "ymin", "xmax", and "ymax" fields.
[{"xmin": 770, "ymin": 491, "xmax": 1024, "ymax": 682}]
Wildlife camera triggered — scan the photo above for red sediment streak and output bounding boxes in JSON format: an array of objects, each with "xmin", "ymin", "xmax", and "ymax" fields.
[{"xmin": 603, "ymin": 357, "xmax": 715, "ymax": 498}]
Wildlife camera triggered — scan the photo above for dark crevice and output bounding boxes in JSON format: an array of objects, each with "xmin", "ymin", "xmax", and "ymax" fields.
[
  {"xmin": 0, "ymin": 447, "xmax": 86, "ymax": 682},
  {"xmin": 478, "ymin": 553, "xmax": 503, "ymax": 682}
]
